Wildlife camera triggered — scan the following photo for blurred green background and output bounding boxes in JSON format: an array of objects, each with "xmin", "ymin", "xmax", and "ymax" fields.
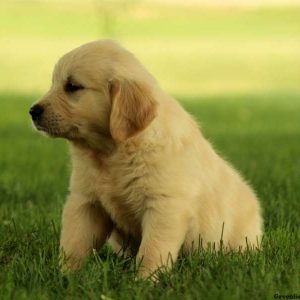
[{"xmin": 1, "ymin": 0, "xmax": 300, "ymax": 97}]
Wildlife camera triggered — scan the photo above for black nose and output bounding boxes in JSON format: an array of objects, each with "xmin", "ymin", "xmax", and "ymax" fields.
[{"xmin": 29, "ymin": 104, "xmax": 44, "ymax": 121}]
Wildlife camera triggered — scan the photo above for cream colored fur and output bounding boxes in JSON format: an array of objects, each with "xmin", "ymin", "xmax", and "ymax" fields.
[{"xmin": 31, "ymin": 40, "xmax": 263, "ymax": 279}]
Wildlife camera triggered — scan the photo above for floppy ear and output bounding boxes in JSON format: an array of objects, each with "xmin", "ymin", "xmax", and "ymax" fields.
[{"xmin": 109, "ymin": 79, "xmax": 157, "ymax": 143}]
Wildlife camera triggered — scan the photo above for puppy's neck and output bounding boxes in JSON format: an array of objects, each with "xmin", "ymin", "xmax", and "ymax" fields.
[
  {"xmin": 69, "ymin": 130, "xmax": 149, "ymax": 169},
  {"xmin": 69, "ymin": 135, "xmax": 116, "ymax": 160}
]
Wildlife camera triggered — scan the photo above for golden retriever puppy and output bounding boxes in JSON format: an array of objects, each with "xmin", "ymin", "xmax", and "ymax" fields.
[{"xmin": 30, "ymin": 40, "xmax": 263, "ymax": 279}]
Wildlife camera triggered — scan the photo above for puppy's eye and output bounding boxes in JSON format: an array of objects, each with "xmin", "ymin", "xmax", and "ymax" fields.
[{"xmin": 64, "ymin": 82, "xmax": 83, "ymax": 93}]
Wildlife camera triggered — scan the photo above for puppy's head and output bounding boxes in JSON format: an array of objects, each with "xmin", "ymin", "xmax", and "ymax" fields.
[{"xmin": 30, "ymin": 40, "xmax": 157, "ymax": 150}]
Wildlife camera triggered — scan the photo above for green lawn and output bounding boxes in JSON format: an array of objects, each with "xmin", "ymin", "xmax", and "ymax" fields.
[
  {"xmin": 0, "ymin": 92, "xmax": 299, "ymax": 299},
  {"xmin": 0, "ymin": 1, "xmax": 300, "ymax": 299}
]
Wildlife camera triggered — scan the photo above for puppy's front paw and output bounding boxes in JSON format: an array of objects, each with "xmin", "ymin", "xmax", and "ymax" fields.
[
  {"xmin": 59, "ymin": 253, "xmax": 83, "ymax": 275},
  {"xmin": 137, "ymin": 267, "xmax": 160, "ymax": 283}
]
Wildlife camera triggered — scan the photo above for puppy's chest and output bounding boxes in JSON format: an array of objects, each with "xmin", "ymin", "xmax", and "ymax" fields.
[{"xmin": 86, "ymin": 160, "xmax": 148, "ymax": 237}]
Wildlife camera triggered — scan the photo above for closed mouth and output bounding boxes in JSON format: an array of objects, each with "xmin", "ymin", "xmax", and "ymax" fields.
[
  {"xmin": 35, "ymin": 125, "xmax": 63, "ymax": 137},
  {"xmin": 35, "ymin": 124, "xmax": 79, "ymax": 139}
]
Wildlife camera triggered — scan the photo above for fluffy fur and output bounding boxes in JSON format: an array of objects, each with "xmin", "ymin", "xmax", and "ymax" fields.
[{"xmin": 30, "ymin": 40, "xmax": 263, "ymax": 279}]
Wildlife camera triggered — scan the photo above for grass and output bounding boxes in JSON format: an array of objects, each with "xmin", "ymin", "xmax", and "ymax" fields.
[
  {"xmin": 0, "ymin": 92, "xmax": 299, "ymax": 299},
  {"xmin": 0, "ymin": 1, "xmax": 300, "ymax": 299}
]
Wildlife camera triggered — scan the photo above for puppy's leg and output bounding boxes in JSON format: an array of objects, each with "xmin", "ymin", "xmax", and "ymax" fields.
[
  {"xmin": 136, "ymin": 206, "xmax": 189, "ymax": 279},
  {"xmin": 107, "ymin": 229, "xmax": 124, "ymax": 256},
  {"xmin": 108, "ymin": 229, "xmax": 133, "ymax": 258},
  {"xmin": 60, "ymin": 193, "xmax": 112, "ymax": 272}
]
